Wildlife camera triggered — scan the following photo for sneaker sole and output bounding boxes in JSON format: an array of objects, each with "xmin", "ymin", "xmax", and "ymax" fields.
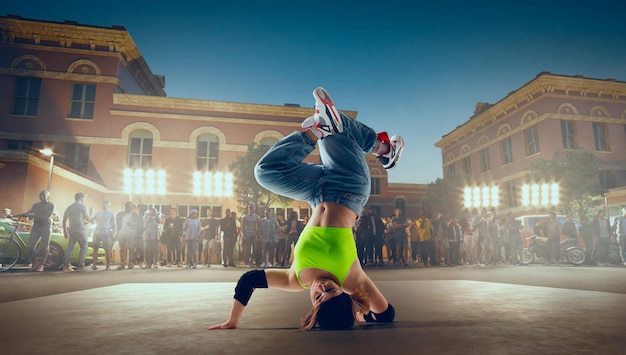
[
  {"xmin": 313, "ymin": 87, "xmax": 343, "ymax": 134},
  {"xmin": 385, "ymin": 136, "xmax": 404, "ymax": 170}
]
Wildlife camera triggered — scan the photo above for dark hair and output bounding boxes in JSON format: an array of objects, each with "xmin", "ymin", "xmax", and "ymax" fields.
[{"xmin": 315, "ymin": 293, "xmax": 355, "ymax": 330}]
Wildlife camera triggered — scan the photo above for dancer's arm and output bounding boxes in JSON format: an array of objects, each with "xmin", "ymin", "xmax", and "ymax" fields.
[{"xmin": 207, "ymin": 268, "xmax": 301, "ymax": 330}]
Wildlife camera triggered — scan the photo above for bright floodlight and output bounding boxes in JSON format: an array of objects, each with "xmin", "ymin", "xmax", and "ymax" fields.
[
  {"xmin": 464, "ymin": 185, "xmax": 499, "ymax": 208},
  {"xmin": 521, "ymin": 183, "xmax": 559, "ymax": 207}
]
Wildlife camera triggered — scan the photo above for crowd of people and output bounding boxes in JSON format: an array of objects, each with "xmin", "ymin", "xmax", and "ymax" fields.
[
  {"xmin": 7, "ymin": 189, "xmax": 626, "ymax": 272},
  {"xmin": 355, "ymin": 207, "xmax": 626, "ymax": 268},
  {"xmin": 6, "ymin": 189, "xmax": 319, "ymax": 271}
]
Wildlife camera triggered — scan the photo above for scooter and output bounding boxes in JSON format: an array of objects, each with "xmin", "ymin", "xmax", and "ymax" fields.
[{"xmin": 521, "ymin": 235, "xmax": 586, "ymax": 265}]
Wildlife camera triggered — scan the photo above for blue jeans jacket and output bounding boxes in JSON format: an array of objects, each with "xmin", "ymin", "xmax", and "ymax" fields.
[{"xmin": 255, "ymin": 112, "xmax": 377, "ymax": 215}]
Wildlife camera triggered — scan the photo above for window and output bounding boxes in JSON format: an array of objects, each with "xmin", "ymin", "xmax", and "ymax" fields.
[
  {"xmin": 69, "ymin": 83, "xmax": 96, "ymax": 119},
  {"xmin": 480, "ymin": 148, "xmax": 490, "ymax": 172},
  {"xmin": 7, "ymin": 140, "xmax": 34, "ymax": 150},
  {"xmin": 560, "ymin": 120, "xmax": 576, "ymax": 149},
  {"xmin": 129, "ymin": 130, "xmax": 153, "ymax": 168},
  {"xmin": 259, "ymin": 138, "xmax": 278, "ymax": 150},
  {"xmin": 525, "ymin": 126, "xmax": 540, "ymax": 156},
  {"xmin": 592, "ymin": 122, "xmax": 610, "ymax": 151},
  {"xmin": 447, "ymin": 164, "xmax": 456, "ymax": 176},
  {"xmin": 59, "ymin": 143, "xmax": 90, "ymax": 173},
  {"xmin": 370, "ymin": 178, "xmax": 380, "ymax": 195},
  {"xmin": 505, "ymin": 181, "xmax": 516, "ymax": 208},
  {"xmin": 197, "ymin": 134, "xmax": 219, "ymax": 171},
  {"xmin": 599, "ymin": 171, "xmax": 616, "ymax": 189},
  {"xmin": 395, "ymin": 198, "xmax": 406, "ymax": 213},
  {"xmin": 463, "ymin": 156, "xmax": 471, "ymax": 175},
  {"xmin": 12, "ymin": 77, "xmax": 41, "ymax": 116},
  {"xmin": 501, "ymin": 138, "xmax": 513, "ymax": 165}
]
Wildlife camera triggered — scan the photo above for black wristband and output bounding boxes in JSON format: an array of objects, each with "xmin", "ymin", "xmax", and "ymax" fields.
[
  {"xmin": 233, "ymin": 270, "xmax": 268, "ymax": 306},
  {"xmin": 364, "ymin": 303, "xmax": 395, "ymax": 323}
]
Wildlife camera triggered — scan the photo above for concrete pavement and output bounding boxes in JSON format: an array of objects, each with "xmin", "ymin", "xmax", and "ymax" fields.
[{"xmin": 1, "ymin": 265, "xmax": 625, "ymax": 354}]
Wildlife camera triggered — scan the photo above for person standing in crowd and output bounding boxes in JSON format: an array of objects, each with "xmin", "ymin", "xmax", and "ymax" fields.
[
  {"xmin": 544, "ymin": 212, "xmax": 562, "ymax": 265},
  {"xmin": 504, "ymin": 213, "xmax": 522, "ymax": 265},
  {"xmin": 283, "ymin": 211, "xmax": 303, "ymax": 267},
  {"xmin": 158, "ymin": 213, "xmax": 168, "ymax": 266},
  {"xmin": 391, "ymin": 208, "xmax": 410, "ymax": 266},
  {"xmin": 384, "ymin": 216, "xmax": 395, "ymax": 264},
  {"xmin": 615, "ymin": 207, "xmax": 626, "ymax": 266},
  {"xmin": 259, "ymin": 208, "xmax": 279, "ymax": 267},
  {"xmin": 61, "ymin": 192, "xmax": 91, "ymax": 272},
  {"xmin": 359, "ymin": 207, "xmax": 386, "ymax": 266},
  {"xmin": 242, "ymin": 204, "xmax": 261, "ymax": 267},
  {"xmin": 417, "ymin": 211, "xmax": 436, "ymax": 266},
  {"xmin": 143, "ymin": 207, "xmax": 160, "ymax": 269},
  {"xmin": 130, "ymin": 205, "xmax": 146, "ymax": 267},
  {"xmin": 183, "ymin": 209, "xmax": 201, "ymax": 268},
  {"xmin": 562, "ymin": 213, "xmax": 578, "ymax": 247},
  {"xmin": 590, "ymin": 210, "xmax": 612, "ymax": 266},
  {"xmin": 90, "ymin": 200, "xmax": 117, "ymax": 270},
  {"xmin": 471, "ymin": 209, "xmax": 489, "ymax": 266},
  {"xmin": 220, "ymin": 208, "xmax": 237, "ymax": 267},
  {"xmin": 460, "ymin": 217, "xmax": 475, "ymax": 265},
  {"xmin": 12, "ymin": 190, "xmax": 55, "ymax": 272},
  {"xmin": 275, "ymin": 213, "xmax": 288, "ymax": 267},
  {"xmin": 435, "ymin": 213, "xmax": 450, "ymax": 265},
  {"xmin": 162, "ymin": 208, "xmax": 183, "ymax": 267},
  {"xmin": 201, "ymin": 208, "xmax": 220, "ymax": 266},
  {"xmin": 408, "ymin": 216, "xmax": 420, "ymax": 264},
  {"xmin": 116, "ymin": 201, "xmax": 144, "ymax": 270},
  {"xmin": 486, "ymin": 211, "xmax": 501, "ymax": 265},
  {"xmin": 578, "ymin": 216, "xmax": 594, "ymax": 265},
  {"xmin": 447, "ymin": 216, "xmax": 461, "ymax": 266}
]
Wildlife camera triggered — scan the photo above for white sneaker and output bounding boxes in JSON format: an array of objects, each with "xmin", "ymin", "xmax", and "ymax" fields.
[
  {"xmin": 302, "ymin": 87, "xmax": 344, "ymax": 139},
  {"xmin": 377, "ymin": 133, "xmax": 404, "ymax": 170}
]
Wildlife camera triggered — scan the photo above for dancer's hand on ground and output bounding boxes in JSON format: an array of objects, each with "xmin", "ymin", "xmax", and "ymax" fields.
[{"xmin": 207, "ymin": 320, "xmax": 238, "ymax": 330}]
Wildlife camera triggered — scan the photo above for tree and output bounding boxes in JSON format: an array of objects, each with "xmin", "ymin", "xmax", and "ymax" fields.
[
  {"xmin": 228, "ymin": 143, "xmax": 293, "ymax": 214},
  {"xmin": 526, "ymin": 149, "xmax": 605, "ymax": 218},
  {"xmin": 421, "ymin": 173, "xmax": 467, "ymax": 218}
]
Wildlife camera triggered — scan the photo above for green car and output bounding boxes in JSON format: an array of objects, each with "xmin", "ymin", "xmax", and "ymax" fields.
[{"xmin": 0, "ymin": 220, "xmax": 105, "ymax": 270}]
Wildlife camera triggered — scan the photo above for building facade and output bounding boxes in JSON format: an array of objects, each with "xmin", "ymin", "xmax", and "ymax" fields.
[
  {"xmin": 436, "ymin": 72, "xmax": 626, "ymax": 218},
  {"xmin": 0, "ymin": 15, "xmax": 423, "ymax": 220}
]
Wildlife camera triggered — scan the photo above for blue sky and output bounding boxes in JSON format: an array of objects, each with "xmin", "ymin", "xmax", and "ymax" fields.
[{"xmin": 4, "ymin": 1, "xmax": 626, "ymax": 184}]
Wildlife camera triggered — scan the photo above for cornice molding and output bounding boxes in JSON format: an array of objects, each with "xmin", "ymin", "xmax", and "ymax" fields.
[
  {"xmin": 0, "ymin": 17, "xmax": 141, "ymax": 61},
  {"xmin": 0, "ymin": 67, "xmax": 118, "ymax": 84},
  {"xmin": 113, "ymin": 94, "xmax": 359, "ymax": 119}
]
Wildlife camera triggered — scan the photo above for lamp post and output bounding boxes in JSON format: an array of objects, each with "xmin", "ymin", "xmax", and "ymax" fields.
[{"xmin": 40, "ymin": 149, "xmax": 54, "ymax": 191}]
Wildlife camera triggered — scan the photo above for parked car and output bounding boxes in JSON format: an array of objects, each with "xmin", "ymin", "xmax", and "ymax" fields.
[{"xmin": 0, "ymin": 220, "xmax": 104, "ymax": 270}]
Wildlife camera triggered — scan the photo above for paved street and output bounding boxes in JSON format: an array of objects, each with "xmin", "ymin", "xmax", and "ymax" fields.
[{"xmin": 1, "ymin": 263, "xmax": 625, "ymax": 354}]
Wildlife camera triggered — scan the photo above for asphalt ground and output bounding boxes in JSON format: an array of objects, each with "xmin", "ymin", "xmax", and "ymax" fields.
[{"xmin": 1, "ymin": 263, "xmax": 625, "ymax": 354}]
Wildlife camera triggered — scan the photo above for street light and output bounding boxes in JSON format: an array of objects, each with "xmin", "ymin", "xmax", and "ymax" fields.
[{"xmin": 40, "ymin": 148, "xmax": 54, "ymax": 191}]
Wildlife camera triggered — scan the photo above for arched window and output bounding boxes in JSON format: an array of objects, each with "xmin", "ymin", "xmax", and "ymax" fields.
[
  {"xmin": 129, "ymin": 130, "xmax": 153, "ymax": 168},
  {"xmin": 395, "ymin": 198, "xmax": 406, "ymax": 213},
  {"xmin": 259, "ymin": 137, "xmax": 278, "ymax": 150},
  {"xmin": 197, "ymin": 134, "xmax": 219, "ymax": 171}
]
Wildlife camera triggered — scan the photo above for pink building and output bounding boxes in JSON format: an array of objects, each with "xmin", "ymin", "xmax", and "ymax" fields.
[
  {"xmin": 0, "ymin": 15, "xmax": 422, "ymax": 220},
  {"xmin": 436, "ymin": 72, "xmax": 626, "ymax": 217}
]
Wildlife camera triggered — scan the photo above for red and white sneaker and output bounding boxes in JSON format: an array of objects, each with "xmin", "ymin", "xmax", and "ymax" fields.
[
  {"xmin": 377, "ymin": 133, "xmax": 404, "ymax": 170},
  {"xmin": 306, "ymin": 87, "xmax": 343, "ymax": 138}
]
